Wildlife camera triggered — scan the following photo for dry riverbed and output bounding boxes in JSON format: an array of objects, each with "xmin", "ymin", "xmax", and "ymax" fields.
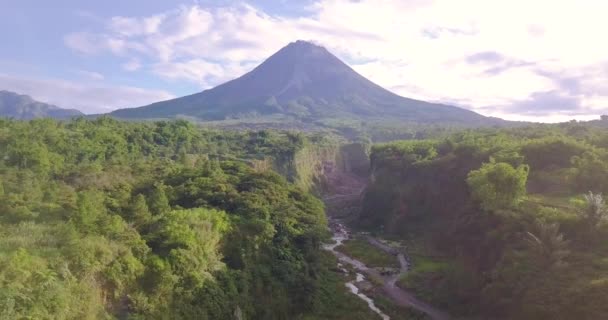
[{"xmin": 323, "ymin": 221, "xmax": 450, "ymax": 320}]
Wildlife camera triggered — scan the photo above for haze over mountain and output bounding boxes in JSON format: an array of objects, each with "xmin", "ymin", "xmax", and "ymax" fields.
[
  {"xmin": 0, "ymin": 90, "xmax": 83, "ymax": 120},
  {"xmin": 110, "ymin": 41, "xmax": 497, "ymax": 125}
]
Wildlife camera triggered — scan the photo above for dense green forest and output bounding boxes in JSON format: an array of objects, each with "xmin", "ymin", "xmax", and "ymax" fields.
[
  {"xmin": 5, "ymin": 116, "xmax": 608, "ymax": 319},
  {"xmin": 361, "ymin": 120, "xmax": 608, "ymax": 319},
  {"xmin": 0, "ymin": 118, "xmax": 377, "ymax": 319}
]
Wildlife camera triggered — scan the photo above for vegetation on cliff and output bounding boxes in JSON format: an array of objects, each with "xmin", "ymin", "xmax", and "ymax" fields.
[{"xmin": 361, "ymin": 121, "xmax": 608, "ymax": 319}]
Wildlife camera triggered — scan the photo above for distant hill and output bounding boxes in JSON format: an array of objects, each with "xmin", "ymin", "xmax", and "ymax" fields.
[
  {"xmin": 0, "ymin": 90, "xmax": 83, "ymax": 120},
  {"xmin": 109, "ymin": 40, "xmax": 501, "ymax": 125}
]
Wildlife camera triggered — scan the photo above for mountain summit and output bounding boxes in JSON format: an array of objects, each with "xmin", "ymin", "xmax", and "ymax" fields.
[
  {"xmin": 110, "ymin": 40, "xmax": 491, "ymax": 124},
  {"xmin": 0, "ymin": 90, "xmax": 83, "ymax": 120}
]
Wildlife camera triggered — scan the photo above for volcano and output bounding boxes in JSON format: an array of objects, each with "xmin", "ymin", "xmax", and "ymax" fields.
[{"xmin": 109, "ymin": 40, "xmax": 493, "ymax": 124}]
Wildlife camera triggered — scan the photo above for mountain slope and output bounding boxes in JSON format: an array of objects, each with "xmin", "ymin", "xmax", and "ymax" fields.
[
  {"xmin": 110, "ymin": 40, "xmax": 494, "ymax": 124},
  {"xmin": 0, "ymin": 90, "xmax": 83, "ymax": 120}
]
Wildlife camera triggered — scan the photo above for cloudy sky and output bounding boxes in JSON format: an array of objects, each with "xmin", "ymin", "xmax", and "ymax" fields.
[{"xmin": 2, "ymin": 0, "xmax": 608, "ymax": 121}]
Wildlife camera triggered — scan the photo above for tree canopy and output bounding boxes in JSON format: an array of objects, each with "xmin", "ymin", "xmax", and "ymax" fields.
[
  {"xmin": 467, "ymin": 161, "xmax": 529, "ymax": 211},
  {"xmin": 0, "ymin": 118, "xmax": 368, "ymax": 319}
]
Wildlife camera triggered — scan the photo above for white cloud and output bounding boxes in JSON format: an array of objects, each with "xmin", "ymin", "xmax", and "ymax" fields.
[
  {"xmin": 74, "ymin": 70, "xmax": 105, "ymax": 81},
  {"xmin": 122, "ymin": 59, "xmax": 142, "ymax": 71},
  {"xmin": 64, "ymin": 32, "xmax": 104, "ymax": 55},
  {"xmin": 64, "ymin": 32, "xmax": 144, "ymax": 55},
  {"xmin": 153, "ymin": 59, "xmax": 224, "ymax": 85},
  {"xmin": 0, "ymin": 73, "xmax": 174, "ymax": 114},
  {"xmin": 62, "ymin": 0, "xmax": 608, "ymax": 121},
  {"xmin": 152, "ymin": 59, "xmax": 257, "ymax": 88},
  {"xmin": 109, "ymin": 15, "xmax": 165, "ymax": 37}
]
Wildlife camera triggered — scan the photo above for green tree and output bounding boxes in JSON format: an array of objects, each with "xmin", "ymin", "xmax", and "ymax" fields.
[
  {"xmin": 521, "ymin": 137, "xmax": 587, "ymax": 170},
  {"xmin": 129, "ymin": 194, "xmax": 153, "ymax": 228},
  {"xmin": 467, "ymin": 161, "xmax": 529, "ymax": 211},
  {"xmin": 74, "ymin": 190, "xmax": 106, "ymax": 232},
  {"xmin": 572, "ymin": 151, "xmax": 608, "ymax": 193},
  {"xmin": 148, "ymin": 183, "xmax": 171, "ymax": 216}
]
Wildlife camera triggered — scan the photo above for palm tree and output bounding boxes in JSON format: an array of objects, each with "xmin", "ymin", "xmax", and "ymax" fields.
[
  {"xmin": 579, "ymin": 191, "xmax": 607, "ymax": 228},
  {"xmin": 524, "ymin": 221, "xmax": 570, "ymax": 268}
]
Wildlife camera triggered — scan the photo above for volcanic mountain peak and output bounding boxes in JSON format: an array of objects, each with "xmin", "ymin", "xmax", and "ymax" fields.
[
  {"xmin": 109, "ymin": 40, "xmax": 495, "ymax": 125},
  {"xmin": 282, "ymin": 39, "xmax": 330, "ymax": 55},
  {"xmin": 275, "ymin": 40, "xmax": 337, "ymax": 64},
  {"xmin": 208, "ymin": 39, "xmax": 362, "ymax": 102}
]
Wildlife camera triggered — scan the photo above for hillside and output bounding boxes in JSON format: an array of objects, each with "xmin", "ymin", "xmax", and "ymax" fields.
[
  {"xmin": 0, "ymin": 90, "xmax": 83, "ymax": 119},
  {"xmin": 109, "ymin": 41, "xmax": 499, "ymax": 126}
]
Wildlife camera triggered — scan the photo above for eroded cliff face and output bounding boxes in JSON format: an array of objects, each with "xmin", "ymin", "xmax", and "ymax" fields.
[
  {"xmin": 267, "ymin": 142, "xmax": 370, "ymax": 194},
  {"xmin": 338, "ymin": 143, "xmax": 371, "ymax": 176},
  {"xmin": 286, "ymin": 142, "xmax": 371, "ymax": 219}
]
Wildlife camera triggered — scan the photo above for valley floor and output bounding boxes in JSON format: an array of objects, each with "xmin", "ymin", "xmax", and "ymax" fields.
[{"xmin": 321, "ymin": 167, "xmax": 449, "ymax": 320}]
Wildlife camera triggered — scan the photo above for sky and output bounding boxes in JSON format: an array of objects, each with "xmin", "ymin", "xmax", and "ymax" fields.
[{"xmin": 2, "ymin": 0, "xmax": 608, "ymax": 122}]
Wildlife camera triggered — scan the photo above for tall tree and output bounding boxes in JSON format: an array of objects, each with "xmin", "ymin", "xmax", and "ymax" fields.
[
  {"xmin": 130, "ymin": 194, "xmax": 152, "ymax": 228},
  {"xmin": 148, "ymin": 183, "xmax": 171, "ymax": 216},
  {"xmin": 524, "ymin": 221, "xmax": 570, "ymax": 269},
  {"xmin": 467, "ymin": 161, "xmax": 529, "ymax": 211}
]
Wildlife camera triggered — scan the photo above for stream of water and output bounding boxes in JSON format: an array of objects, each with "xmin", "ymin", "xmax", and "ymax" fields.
[{"xmin": 323, "ymin": 222, "xmax": 390, "ymax": 320}]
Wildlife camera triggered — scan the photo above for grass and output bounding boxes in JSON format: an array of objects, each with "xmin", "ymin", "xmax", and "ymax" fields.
[
  {"xmin": 397, "ymin": 248, "xmax": 450, "ymax": 303},
  {"xmin": 336, "ymin": 238, "xmax": 399, "ymax": 268},
  {"xmin": 526, "ymin": 193, "xmax": 580, "ymax": 210},
  {"xmin": 399, "ymin": 255, "xmax": 448, "ymax": 287},
  {"xmin": 411, "ymin": 256, "xmax": 448, "ymax": 273},
  {"xmin": 523, "ymin": 194, "xmax": 581, "ymax": 226}
]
